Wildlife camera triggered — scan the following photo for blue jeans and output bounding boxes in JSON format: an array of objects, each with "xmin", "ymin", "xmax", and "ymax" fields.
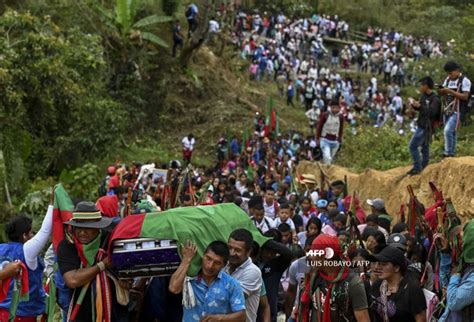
[
  {"xmin": 444, "ymin": 113, "xmax": 457, "ymax": 156},
  {"xmin": 409, "ymin": 127, "xmax": 429, "ymax": 171},
  {"xmin": 320, "ymin": 138, "xmax": 340, "ymax": 164}
]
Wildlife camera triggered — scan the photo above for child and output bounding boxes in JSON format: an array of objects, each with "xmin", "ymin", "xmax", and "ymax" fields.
[
  {"xmin": 249, "ymin": 61, "xmax": 258, "ymax": 81},
  {"xmin": 274, "ymin": 203, "xmax": 297, "ymax": 236},
  {"xmin": 298, "ymin": 197, "xmax": 317, "ymax": 228},
  {"xmin": 316, "ymin": 199, "xmax": 331, "ymax": 227}
]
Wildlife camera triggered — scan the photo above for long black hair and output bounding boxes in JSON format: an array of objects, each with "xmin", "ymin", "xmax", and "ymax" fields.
[{"xmin": 5, "ymin": 215, "xmax": 32, "ymax": 242}]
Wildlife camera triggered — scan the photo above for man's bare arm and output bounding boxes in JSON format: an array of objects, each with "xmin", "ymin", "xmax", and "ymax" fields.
[{"xmin": 169, "ymin": 240, "xmax": 196, "ymax": 294}]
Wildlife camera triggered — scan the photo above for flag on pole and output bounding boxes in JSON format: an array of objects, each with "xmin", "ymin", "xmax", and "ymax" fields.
[
  {"xmin": 275, "ymin": 110, "xmax": 280, "ymax": 136},
  {"xmin": 242, "ymin": 128, "xmax": 249, "ymax": 150},
  {"xmin": 52, "ymin": 184, "xmax": 74, "ymax": 252}
]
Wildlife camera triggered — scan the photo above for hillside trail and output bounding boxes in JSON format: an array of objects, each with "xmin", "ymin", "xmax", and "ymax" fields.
[{"xmin": 296, "ymin": 156, "xmax": 474, "ymax": 220}]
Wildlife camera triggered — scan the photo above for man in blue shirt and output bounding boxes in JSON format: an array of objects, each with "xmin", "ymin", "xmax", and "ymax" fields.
[
  {"xmin": 185, "ymin": 3, "xmax": 199, "ymax": 36},
  {"xmin": 169, "ymin": 240, "xmax": 246, "ymax": 322}
]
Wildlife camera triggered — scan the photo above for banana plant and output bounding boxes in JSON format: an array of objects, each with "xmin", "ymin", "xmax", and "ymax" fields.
[{"xmin": 96, "ymin": 0, "xmax": 173, "ymax": 48}]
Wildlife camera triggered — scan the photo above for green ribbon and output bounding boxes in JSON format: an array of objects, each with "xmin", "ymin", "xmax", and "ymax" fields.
[{"xmin": 46, "ymin": 264, "xmax": 58, "ymax": 322}]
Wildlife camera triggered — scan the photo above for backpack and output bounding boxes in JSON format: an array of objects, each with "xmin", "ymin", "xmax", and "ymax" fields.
[
  {"xmin": 427, "ymin": 93, "xmax": 442, "ymax": 130},
  {"xmin": 442, "ymin": 75, "xmax": 473, "ymax": 116},
  {"xmin": 98, "ymin": 175, "xmax": 110, "ymax": 197}
]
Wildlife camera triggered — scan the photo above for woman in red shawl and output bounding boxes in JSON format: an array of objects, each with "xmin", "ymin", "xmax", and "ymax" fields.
[{"xmin": 298, "ymin": 234, "xmax": 370, "ymax": 322}]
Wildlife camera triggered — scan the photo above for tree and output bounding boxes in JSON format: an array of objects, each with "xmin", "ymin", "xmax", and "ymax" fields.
[
  {"xmin": 96, "ymin": 0, "xmax": 173, "ymax": 49},
  {"xmin": 0, "ymin": 11, "xmax": 126, "ymax": 196},
  {"xmin": 162, "ymin": 0, "xmax": 181, "ymax": 16}
]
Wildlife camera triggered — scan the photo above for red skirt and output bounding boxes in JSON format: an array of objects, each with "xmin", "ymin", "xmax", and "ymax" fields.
[{"xmin": 183, "ymin": 149, "xmax": 192, "ymax": 159}]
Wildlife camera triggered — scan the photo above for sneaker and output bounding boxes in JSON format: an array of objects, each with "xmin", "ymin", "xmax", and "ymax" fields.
[{"xmin": 406, "ymin": 168, "xmax": 421, "ymax": 176}]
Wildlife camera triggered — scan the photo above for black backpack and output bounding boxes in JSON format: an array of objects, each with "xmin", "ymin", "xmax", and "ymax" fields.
[{"xmin": 98, "ymin": 175, "xmax": 110, "ymax": 197}]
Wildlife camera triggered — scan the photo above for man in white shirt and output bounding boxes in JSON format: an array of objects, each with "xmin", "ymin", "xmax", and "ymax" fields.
[
  {"xmin": 226, "ymin": 229, "xmax": 263, "ymax": 322},
  {"xmin": 181, "ymin": 134, "xmax": 195, "ymax": 164},
  {"xmin": 439, "ymin": 61, "xmax": 472, "ymax": 156}
]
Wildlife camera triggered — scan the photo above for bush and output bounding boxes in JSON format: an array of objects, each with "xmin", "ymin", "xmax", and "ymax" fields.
[
  {"xmin": 59, "ymin": 163, "xmax": 101, "ymax": 201},
  {"xmin": 337, "ymin": 125, "xmax": 411, "ymax": 171},
  {"xmin": 162, "ymin": 0, "xmax": 180, "ymax": 16}
]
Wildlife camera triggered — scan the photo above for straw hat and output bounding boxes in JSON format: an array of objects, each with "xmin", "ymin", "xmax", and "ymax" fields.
[{"xmin": 301, "ymin": 173, "xmax": 317, "ymax": 184}]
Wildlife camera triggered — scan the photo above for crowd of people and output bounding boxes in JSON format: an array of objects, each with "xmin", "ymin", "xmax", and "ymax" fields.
[
  {"xmin": 1, "ymin": 5, "xmax": 473, "ymax": 322},
  {"xmin": 175, "ymin": 6, "xmax": 472, "ymax": 169},
  {"xmin": 1, "ymin": 146, "xmax": 473, "ymax": 322},
  {"xmin": 235, "ymin": 11, "xmax": 473, "ymax": 165}
]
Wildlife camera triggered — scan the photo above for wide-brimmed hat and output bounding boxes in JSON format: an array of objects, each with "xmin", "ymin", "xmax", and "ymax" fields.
[
  {"xmin": 301, "ymin": 173, "xmax": 317, "ymax": 184},
  {"xmin": 65, "ymin": 201, "xmax": 113, "ymax": 229}
]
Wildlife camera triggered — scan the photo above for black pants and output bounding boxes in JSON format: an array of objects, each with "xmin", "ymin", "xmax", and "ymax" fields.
[
  {"xmin": 287, "ymin": 95, "xmax": 295, "ymax": 107},
  {"xmin": 187, "ymin": 19, "xmax": 197, "ymax": 36},
  {"xmin": 172, "ymin": 38, "xmax": 183, "ymax": 57}
]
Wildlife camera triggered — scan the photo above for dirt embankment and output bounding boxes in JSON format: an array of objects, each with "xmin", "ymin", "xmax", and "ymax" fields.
[{"xmin": 297, "ymin": 157, "xmax": 474, "ymax": 220}]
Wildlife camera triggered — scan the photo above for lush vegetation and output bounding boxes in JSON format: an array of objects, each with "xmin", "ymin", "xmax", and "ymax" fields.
[{"xmin": 0, "ymin": 0, "xmax": 473, "ymax": 217}]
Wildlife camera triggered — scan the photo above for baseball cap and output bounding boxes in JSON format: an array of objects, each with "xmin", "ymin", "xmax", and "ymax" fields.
[
  {"xmin": 387, "ymin": 233, "xmax": 407, "ymax": 252},
  {"xmin": 317, "ymin": 199, "xmax": 328, "ymax": 208},
  {"xmin": 367, "ymin": 198, "xmax": 385, "ymax": 211},
  {"xmin": 368, "ymin": 245, "xmax": 406, "ymax": 269}
]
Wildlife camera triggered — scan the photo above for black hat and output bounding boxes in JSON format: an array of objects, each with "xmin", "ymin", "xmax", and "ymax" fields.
[
  {"xmin": 387, "ymin": 233, "xmax": 407, "ymax": 251},
  {"xmin": 368, "ymin": 245, "xmax": 406, "ymax": 269},
  {"xmin": 65, "ymin": 201, "xmax": 113, "ymax": 229}
]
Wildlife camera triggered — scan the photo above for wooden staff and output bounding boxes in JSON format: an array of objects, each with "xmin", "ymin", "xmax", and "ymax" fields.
[{"xmin": 125, "ymin": 187, "xmax": 132, "ymax": 217}]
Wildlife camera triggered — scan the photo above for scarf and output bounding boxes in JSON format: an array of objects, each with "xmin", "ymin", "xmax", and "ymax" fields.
[
  {"xmin": 70, "ymin": 233, "xmax": 112, "ymax": 322},
  {"xmin": 1, "ymin": 262, "xmax": 29, "ymax": 321},
  {"xmin": 379, "ymin": 280, "xmax": 390, "ymax": 322},
  {"xmin": 315, "ymin": 267, "xmax": 349, "ymax": 322},
  {"xmin": 73, "ymin": 232, "xmax": 102, "ymax": 267},
  {"xmin": 299, "ymin": 234, "xmax": 349, "ymax": 322}
]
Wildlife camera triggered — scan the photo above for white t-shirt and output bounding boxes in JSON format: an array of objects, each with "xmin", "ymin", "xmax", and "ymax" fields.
[
  {"xmin": 442, "ymin": 76, "xmax": 471, "ymax": 93},
  {"xmin": 264, "ymin": 201, "xmax": 277, "ymax": 219},
  {"xmin": 251, "ymin": 216, "xmax": 275, "ymax": 234},
  {"xmin": 209, "ymin": 20, "xmax": 219, "ymax": 33},
  {"xmin": 182, "ymin": 137, "xmax": 195, "ymax": 151},
  {"xmin": 288, "ymin": 257, "xmax": 311, "ymax": 315},
  {"xmin": 274, "ymin": 217, "xmax": 296, "ymax": 232}
]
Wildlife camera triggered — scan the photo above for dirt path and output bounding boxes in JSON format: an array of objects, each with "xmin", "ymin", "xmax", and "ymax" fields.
[{"xmin": 297, "ymin": 157, "xmax": 474, "ymax": 220}]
